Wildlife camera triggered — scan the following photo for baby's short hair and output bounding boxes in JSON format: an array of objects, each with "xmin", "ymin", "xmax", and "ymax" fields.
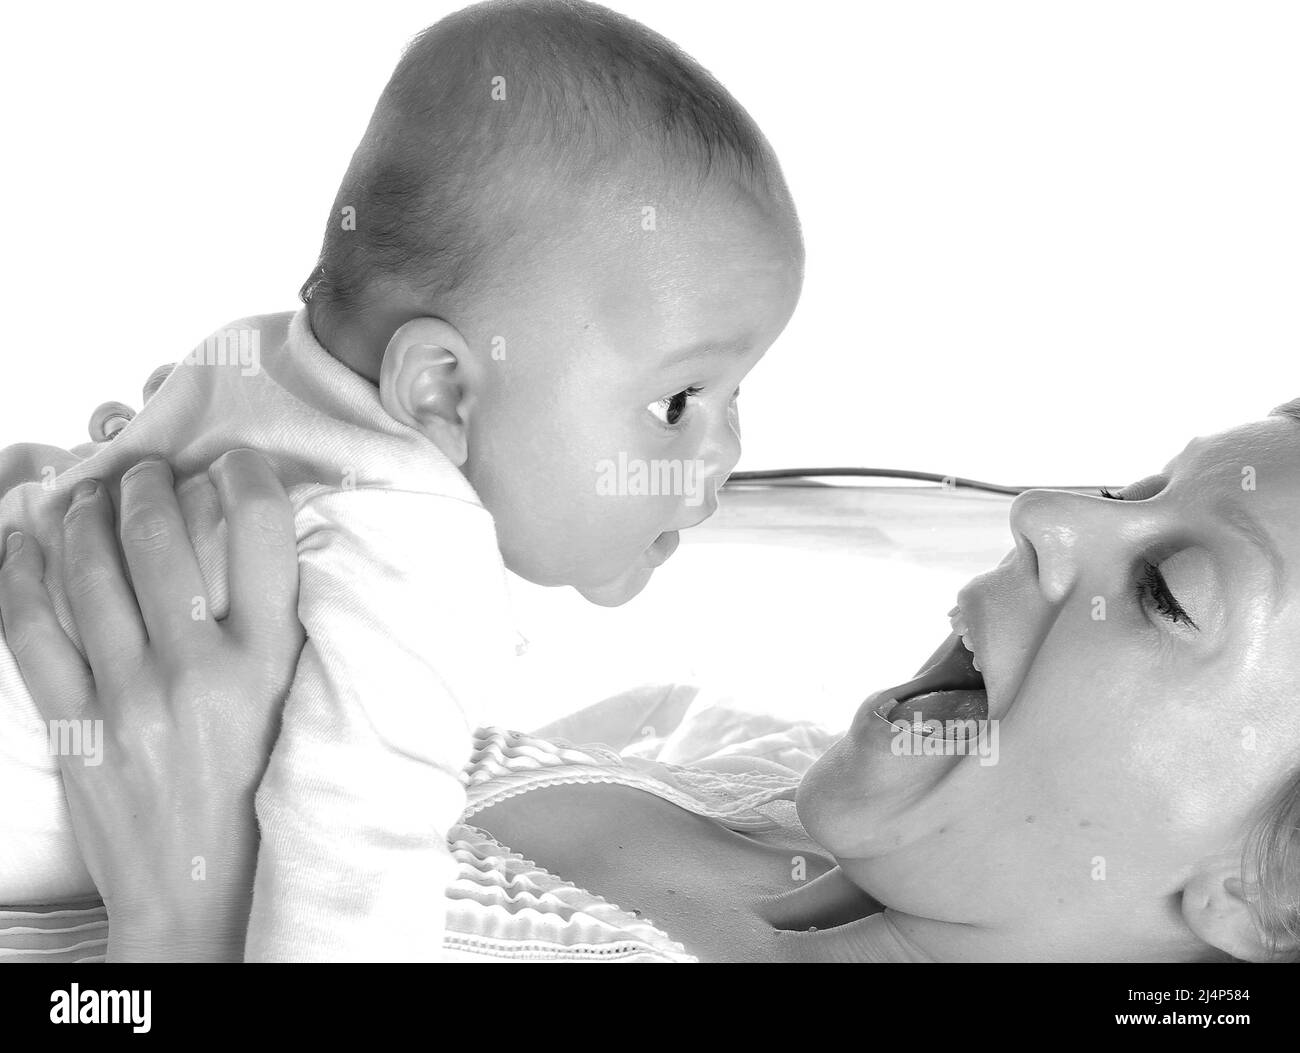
[
  {"xmin": 302, "ymin": 0, "xmax": 788, "ymax": 329},
  {"xmin": 1272, "ymin": 397, "xmax": 1300, "ymax": 424}
]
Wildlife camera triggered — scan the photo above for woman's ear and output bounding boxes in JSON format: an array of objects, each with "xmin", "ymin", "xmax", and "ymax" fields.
[
  {"xmin": 379, "ymin": 317, "xmax": 474, "ymax": 467},
  {"xmin": 1181, "ymin": 853, "xmax": 1296, "ymax": 962}
]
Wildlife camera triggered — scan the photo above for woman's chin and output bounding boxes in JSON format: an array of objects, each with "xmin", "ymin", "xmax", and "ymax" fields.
[{"xmin": 798, "ymin": 702, "xmax": 973, "ymax": 861}]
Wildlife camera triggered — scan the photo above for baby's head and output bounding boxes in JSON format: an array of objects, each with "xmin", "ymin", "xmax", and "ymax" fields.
[{"xmin": 303, "ymin": 0, "xmax": 803, "ymax": 604}]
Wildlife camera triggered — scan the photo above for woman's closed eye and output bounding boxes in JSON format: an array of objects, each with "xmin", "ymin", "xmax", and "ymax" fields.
[
  {"xmin": 1101, "ymin": 480, "xmax": 1204, "ymax": 632},
  {"xmin": 648, "ymin": 386, "xmax": 701, "ymax": 428},
  {"xmin": 1138, "ymin": 560, "xmax": 1199, "ymax": 631},
  {"xmin": 1098, "ymin": 473, "xmax": 1169, "ymax": 503}
]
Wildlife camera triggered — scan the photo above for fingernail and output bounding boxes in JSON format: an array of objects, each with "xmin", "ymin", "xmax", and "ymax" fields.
[
  {"xmin": 121, "ymin": 457, "xmax": 167, "ymax": 484},
  {"xmin": 71, "ymin": 479, "xmax": 98, "ymax": 503},
  {"xmin": 3, "ymin": 531, "xmax": 22, "ymax": 563}
]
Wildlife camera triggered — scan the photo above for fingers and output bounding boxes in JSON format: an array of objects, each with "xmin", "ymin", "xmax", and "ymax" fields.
[
  {"xmin": 117, "ymin": 459, "xmax": 215, "ymax": 650},
  {"xmin": 0, "ymin": 531, "xmax": 95, "ymax": 722},
  {"xmin": 209, "ymin": 449, "xmax": 301, "ymax": 648},
  {"xmin": 60, "ymin": 479, "xmax": 149, "ymax": 670}
]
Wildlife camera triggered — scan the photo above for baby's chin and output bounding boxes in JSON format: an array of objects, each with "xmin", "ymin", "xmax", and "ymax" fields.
[
  {"xmin": 574, "ymin": 531, "xmax": 680, "ymax": 606},
  {"xmin": 575, "ymin": 563, "xmax": 654, "ymax": 607}
]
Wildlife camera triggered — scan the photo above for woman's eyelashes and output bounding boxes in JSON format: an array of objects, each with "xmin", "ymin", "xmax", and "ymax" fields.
[
  {"xmin": 1098, "ymin": 474, "xmax": 1169, "ymax": 502},
  {"xmin": 1137, "ymin": 560, "xmax": 1199, "ymax": 631},
  {"xmin": 648, "ymin": 386, "xmax": 702, "ymax": 428},
  {"xmin": 1098, "ymin": 479, "xmax": 1201, "ymax": 630}
]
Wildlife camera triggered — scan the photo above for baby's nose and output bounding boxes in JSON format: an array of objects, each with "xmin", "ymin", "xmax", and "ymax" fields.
[{"xmin": 704, "ymin": 417, "xmax": 742, "ymax": 482}]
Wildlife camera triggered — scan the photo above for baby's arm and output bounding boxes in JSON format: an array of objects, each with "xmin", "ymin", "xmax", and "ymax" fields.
[{"xmin": 244, "ymin": 487, "xmax": 515, "ymax": 962}]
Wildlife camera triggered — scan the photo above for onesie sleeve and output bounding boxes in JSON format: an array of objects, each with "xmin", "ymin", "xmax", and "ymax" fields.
[{"xmin": 243, "ymin": 487, "xmax": 516, "ymax": 961}]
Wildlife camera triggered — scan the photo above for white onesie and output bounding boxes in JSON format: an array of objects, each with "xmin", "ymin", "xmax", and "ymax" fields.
[{"xmin": 0, "ymin": 308, "xmax": 518, "ymax": 960}]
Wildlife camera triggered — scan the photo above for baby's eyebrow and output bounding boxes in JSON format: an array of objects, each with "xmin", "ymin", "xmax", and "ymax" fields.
[{"xmin": 659, "ymin": 340, "xmax": 748, "ymax": 370}]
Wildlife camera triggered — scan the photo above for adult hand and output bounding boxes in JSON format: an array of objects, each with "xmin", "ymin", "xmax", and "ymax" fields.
[{"xmin": 0, "ymin": 450, "xmax": 304, "ymax": 961}]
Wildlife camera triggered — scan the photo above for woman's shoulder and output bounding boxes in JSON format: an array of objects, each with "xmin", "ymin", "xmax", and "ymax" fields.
[
  {"xmin": 442, "ymin": 709, "xmax": 834, "ymax": 963},
  {"xmin": 442, "ymin": 821, "xmax": 697, "ymax": 962}
]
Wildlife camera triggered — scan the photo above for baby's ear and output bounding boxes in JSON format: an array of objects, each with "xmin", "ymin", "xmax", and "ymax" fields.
[
  {"xmin": 1181, "ymin": 853, "xmax": 1296, "ymax": 962},
  {"xmin": 379, "ymin": 317, "xmax": 473, "ymax": 467}
]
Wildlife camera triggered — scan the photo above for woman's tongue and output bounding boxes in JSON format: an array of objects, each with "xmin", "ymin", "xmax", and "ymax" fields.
[
  {"xmin": 889, "ymin": 688, "xmax": 987, "ymax": 725},
  {"xmin": 879, "ymin": 632, "xmax": 988, "ymax": 725}
]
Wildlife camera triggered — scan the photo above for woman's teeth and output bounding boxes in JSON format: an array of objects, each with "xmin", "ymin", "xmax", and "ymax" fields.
[
  {"xmin": 947, "ymin": 606, "xmax": 983, "ymax": 674},
  {"xmin": 867, "ymin": 623, "xmax": 990, "ymax": 733}
]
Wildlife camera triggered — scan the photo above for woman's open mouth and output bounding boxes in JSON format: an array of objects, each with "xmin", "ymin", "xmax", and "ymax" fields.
[{"xmin": 872, "ymin": 612, "xmax": 990, "ymax": 738}]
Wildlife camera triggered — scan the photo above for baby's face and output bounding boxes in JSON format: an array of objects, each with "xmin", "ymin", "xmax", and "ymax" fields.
[{"xmin": 459, "ymin": 174, "xmax": 802, "ymax": 604}]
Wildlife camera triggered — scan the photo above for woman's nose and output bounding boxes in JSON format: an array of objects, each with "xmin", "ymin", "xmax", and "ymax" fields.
[{"xmin": 1008, "ymin": 488, "xmax": 1114, "ymax": 603}]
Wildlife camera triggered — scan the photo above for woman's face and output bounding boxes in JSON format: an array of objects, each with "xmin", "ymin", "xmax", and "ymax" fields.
[{"xmin": 798, "ymin": 414, "xmax": 1300, "ymax": 958}]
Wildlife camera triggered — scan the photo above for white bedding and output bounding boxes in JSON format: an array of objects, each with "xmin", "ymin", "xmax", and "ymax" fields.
[
  {"xmin": 500, "ymin": 484, "xmax": 1013, "ymax": 733},
  {"xmin": 533, "ymin": 681, "xmax": 841, "ymax": 775}
]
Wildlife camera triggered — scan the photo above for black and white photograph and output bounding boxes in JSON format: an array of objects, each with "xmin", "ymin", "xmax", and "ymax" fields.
[{"xmin": 1, "ymin": 0, "xmax": 1296, "ymax": 1022}]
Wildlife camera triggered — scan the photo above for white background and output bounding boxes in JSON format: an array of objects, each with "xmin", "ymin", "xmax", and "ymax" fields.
[{"xmin": 3, "ymin": 0, "xmax": 1297, "ymax": 486}]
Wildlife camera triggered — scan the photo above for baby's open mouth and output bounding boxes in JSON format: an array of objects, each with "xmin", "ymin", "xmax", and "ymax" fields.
[{"xmin": 874, "ymin": 632, "xmax": 988, "ymax": 732}]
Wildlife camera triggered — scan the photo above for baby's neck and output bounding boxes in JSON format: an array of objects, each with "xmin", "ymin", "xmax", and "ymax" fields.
[{"xmin": 306, "ymin": 302, "xmax": 390, "ymax": 384}]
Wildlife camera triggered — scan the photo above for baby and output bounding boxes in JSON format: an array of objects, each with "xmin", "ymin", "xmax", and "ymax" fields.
[{"xmin": 0, "ymin": 0, "xmax": 802, "ymax": 958}]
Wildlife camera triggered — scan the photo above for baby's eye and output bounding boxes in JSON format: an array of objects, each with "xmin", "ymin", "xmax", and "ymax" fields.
[{"xmin": 648, "ymin": 386, "xmax": 701, "ymax": 427}]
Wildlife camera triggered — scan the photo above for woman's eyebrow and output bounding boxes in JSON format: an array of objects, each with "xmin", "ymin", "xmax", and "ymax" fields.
[{"xmin": 1217, "ymin": 500, "xmax": 1287, "ymax": 601}]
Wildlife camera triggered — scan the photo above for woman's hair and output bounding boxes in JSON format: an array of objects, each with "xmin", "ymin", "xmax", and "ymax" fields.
[
  {"xmin": 1249, "ymin": 777, "xmax": 1300, "ymax": 959},
  {"xmin": 1245, "ymin": 397, "xmax": 1300, "ymax": 960}
]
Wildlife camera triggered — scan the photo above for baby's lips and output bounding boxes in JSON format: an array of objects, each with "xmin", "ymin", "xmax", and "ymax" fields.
[{"xmin": 647, "ymin": 530, "xmax": 680, "ymax": 568}]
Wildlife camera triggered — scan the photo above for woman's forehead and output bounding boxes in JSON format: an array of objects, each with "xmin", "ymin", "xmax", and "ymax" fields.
[
  {"xmin": 1167, "ymin": 419, "xmax": 1300, "ymax": 565},
  {"xmin": 1165, "ymin": 417, "xmax": 1300, "ymax": 487}
]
